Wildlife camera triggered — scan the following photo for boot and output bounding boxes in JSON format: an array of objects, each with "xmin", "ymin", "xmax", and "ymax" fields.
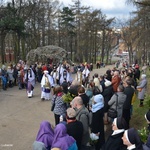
[{"xmin": 139, "ymin": 100, "xmax": 144, "ymax": 107}]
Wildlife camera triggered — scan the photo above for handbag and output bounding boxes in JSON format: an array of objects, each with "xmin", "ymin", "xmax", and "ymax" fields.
[
  {"xmin": 107, "ymin": 108, "xmax": 118, "ymax": 118},
  {"xmin": 51, "ymin": 96, "xmax": 57, "ymax": 111},
  {"xmin": 108, "ymin": 93, "xmax": 118, "ymax": 118}
]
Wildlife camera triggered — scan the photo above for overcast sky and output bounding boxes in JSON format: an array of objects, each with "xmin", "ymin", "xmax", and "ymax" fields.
[{"xmin": 59, "ymin": 0, "xmax": 136, "ymax": 19}]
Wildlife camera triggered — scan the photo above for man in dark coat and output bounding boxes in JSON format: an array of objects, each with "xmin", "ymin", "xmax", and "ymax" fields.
[
  {"xmin": 71, "ymin": 96, "xmax": 90, "ymax": 150},
  {"xmin": 102, "ymin": 80, "xmax": 114, "ymax": 124},
  {"xmin": 66, "ymin": 108, "xmax": 83, "ymax": 150},
  {"xmin": 122, "ymin": 79, "xmax": 135, "ymax": 128},
  {"xmin": 134, "ymin": 65, "xmax": 141, "ymax": 80}
]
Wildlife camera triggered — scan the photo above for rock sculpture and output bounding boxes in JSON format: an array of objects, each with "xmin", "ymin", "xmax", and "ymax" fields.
[{"xmin": 26, "ymin": 45, "xmax": 68, "ymax": 64}]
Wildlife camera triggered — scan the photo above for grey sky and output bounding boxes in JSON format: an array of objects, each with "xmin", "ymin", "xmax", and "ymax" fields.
[{"xmin": 59, "ymin": 0, "xmax": 136, "ymax": 19}]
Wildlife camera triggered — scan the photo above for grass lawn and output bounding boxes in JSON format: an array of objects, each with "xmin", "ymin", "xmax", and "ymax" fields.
[{"xmin": 130, "ymin": 69, "xmax": 150, "ymax": 130}]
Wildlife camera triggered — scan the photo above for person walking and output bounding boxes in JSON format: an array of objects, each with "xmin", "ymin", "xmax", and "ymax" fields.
[
  {"xmin": 24, "ymin": 67, "xmax": 35, "ymax": 98},
  {"xmin": 41, "ymin": 70, "xmax": 54, "ymax": 101},
  {"xmin": 82, "ymin": 65, "xmax": 90, "ymax": 87}
]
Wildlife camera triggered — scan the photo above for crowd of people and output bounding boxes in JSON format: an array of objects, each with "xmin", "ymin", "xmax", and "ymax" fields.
[
  {"xmin": 0, "ymin": 60, "xmax": 149, "ymax": 150},
  {"xmin": 32, "ymin": 61, "xmax": 148, "ymax": 150},
  {"xmin": 0, "ymin": 60, "xmax": 91, "ymax": 98}
]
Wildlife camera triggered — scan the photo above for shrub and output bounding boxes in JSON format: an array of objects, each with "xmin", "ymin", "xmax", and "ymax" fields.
[{"xmin": 138, "ymin": 127, "xmax": 149, "ymax": 143}]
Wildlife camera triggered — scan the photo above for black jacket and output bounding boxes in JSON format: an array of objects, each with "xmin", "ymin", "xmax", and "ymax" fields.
[
  {"xmin": 102, "ymin": 85, "xmax": 114, "ymax": 112},
  {"xmin": 91, "ymin": 108, "xmax": 105, "ymax": 150},
  {"xmin": 123, "ymin": 86, "xmax": 134, "ymax": 109},
  {"xmin": 102, "ymin": 132, "xmax": 126, "ymax": 150},
  {"xmin": 66, "ymin": 120, "xmax": 83, "ymax": 150},
  {"xmin": 79, "ymin": 93, "xmax": 90, "ymax": 108}
]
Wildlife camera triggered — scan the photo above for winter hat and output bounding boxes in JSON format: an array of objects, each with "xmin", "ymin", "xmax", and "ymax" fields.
[
  {"xmin": 94, "ymin": 94, "xmax": 104, "ymax": 103},
  {"xmin": 104, "ymin": 80, "xmax": 112, "ymax": 87},
  {"xmin": 114, "ymin": 117, "xmax": 128, "ymax": 130},
  {"xmin": 141, "ymin": 74, "xmax": 146, "ymax": 79},
  {"xmin": 145, "ymin": 110, "xmax": 150, "ymax": 122},
  {"xmin": 66, "ymin": 108, "xmax": 76, "ymax": 119},
  {"xmin": 125, "ymin": 128, "xmax": 141, "ymax": 145}
]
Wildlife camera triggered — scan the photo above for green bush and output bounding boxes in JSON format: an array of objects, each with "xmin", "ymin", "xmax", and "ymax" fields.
[{"xmin": 138, "ymin": 127, "xmax": 149, "ymax": 143}]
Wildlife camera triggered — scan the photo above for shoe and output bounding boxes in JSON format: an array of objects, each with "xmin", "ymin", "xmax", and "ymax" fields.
[
  {"xmin": 41, "ymin": 98, "xmax": 45, "ymax": 101},
  {"xmin": 28, "ymin": 92, "xmax": 32, "ymax": 98}
]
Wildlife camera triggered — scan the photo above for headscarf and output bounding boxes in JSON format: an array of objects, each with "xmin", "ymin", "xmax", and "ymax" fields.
[
  {"xmin": 141, "ymin": 74, "xmax": 146, "ymax": 79},
  {"xmin": 145, "ymin": 110, "xmax": 150, "ymax": 123},
  {"xmin": 36, "ymin": 121, "xmax": 54, "ymax": 148},
  {"xmin": 51, "ymin": 123, "xmax": 75, "ymax": 150},
  {"xmin": 112, "ymin": 117, "xmax": 128, "ymax": 135},
  {"xmin": 115, "ymin": 117, "xmax": 128, "ymax": 129},
  {"xmin": 91, "ymin": 94, "xmax": 104, "ymax": 113},
  {"xmin": 24, "ymin": 67, "xmax": 35, "ymax": 85},
  {"xmin": 124, "ymin": 128, "xmax": 143, "ymax": 150}
]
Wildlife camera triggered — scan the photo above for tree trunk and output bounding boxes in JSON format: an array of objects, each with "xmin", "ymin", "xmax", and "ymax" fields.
[
  {"xmin": 94, "ymin": 32, "xmax": 97, "ymax": 64},
  {"xmin": 0, "ymin": 31, "xmax": 6, "ymax": 64},
  {"xmin": 101, "ymin": 29, "xmax": 105, "ymax": 63}
]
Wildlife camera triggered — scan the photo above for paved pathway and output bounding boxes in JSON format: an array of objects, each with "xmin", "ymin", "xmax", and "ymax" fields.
[{"xmin": 0, "ymin": 65, "xmax": 114, "ymax": 150}]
